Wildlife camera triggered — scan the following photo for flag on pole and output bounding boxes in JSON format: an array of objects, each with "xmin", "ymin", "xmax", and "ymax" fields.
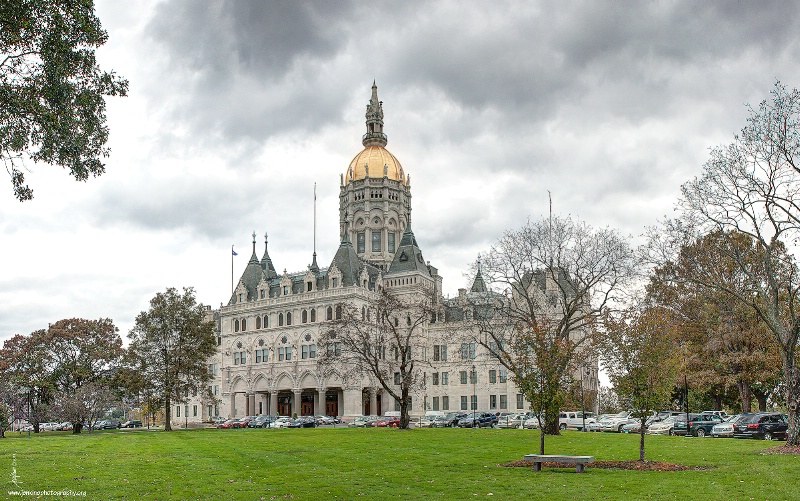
[{"xmin": 232, "ymin": 249, "xmax": 238, "ymax": 256}]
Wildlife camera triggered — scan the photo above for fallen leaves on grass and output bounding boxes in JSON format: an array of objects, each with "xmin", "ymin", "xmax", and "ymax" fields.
[
  {"xmin": 760, "ymin": 445, "xmax": 800, "ymax": 455},
  {"xmin": 500, "ymin": 459, "xmax": 709, "ymax": 471}
]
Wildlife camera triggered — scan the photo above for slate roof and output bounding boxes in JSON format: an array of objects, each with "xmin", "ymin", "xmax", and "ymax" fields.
[{"xmin": 386, "ymin": 222, "xmax": 431, "ymax": 277}]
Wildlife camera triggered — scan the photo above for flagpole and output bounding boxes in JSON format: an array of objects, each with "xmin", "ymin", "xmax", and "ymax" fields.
[
  {"xmin": 231, "ymin": 244, "xmax": 234, "ymax": 295},
  {"xmin": 313, "ymin": 182, "xmax": 317, "ymax": 255}
]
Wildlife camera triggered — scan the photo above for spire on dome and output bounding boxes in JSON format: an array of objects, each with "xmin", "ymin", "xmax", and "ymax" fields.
[{"xmin": 363, "ymin": 81, "xmax": 387, "ymax": 147}]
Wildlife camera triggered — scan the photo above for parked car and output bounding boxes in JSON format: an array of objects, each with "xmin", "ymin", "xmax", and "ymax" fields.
[
  {"xmin": 121, "ymin": 420, "xmax": 142, "ymax": 428},
  {"xmin": 93, "ymin": 419, "xmax": 121, "ymax": 430},
  {"xmin": 216, "ymin": 419, "xmax": 240, "ymax": 429},
  {"xmin": 248, "ymin": 416, "xmax": 270, "ymax": 428},
  {"xmin": 689, "ymin": 413, "xmax": 725, "ymax": 437},
  {"xmin": 711, "ymin": 414, "xmax": 743, "ymax": 438},
  {"xmin": 433, "ymin": 413, "xmax": 465, "ymax": 428},
  {"xmin": 734, "ymin": 412, "xmax": 788, "ymax": 440},
  {"xmin": 349, "ymin": 415, "xmax": 378, "ymax": 427},
  {"xmin": 40, "ymin": 422, "xmax": 61, "ymax": 431},
  {"xmin": 559, "ymin": 411, "xmax": 597, "ymax": 431},
  {"xmin": 596, "ymin": 412, "xmax": 636, "ymax": 433},
  {"xmin": 56, "ymin": 422, "xmax": 73, "ymax": 431},
  {"xmin": 288, "ymin": 417, "xmax": 317, "ymax": 428},
  {"xmin": 646, "ymin": 416, "xmax": 678, "ymax": 435},
  {"xmin": 672, "ymin": 413, "xmax": 701, "ymax": 436},
  {"xmin": 267, "ymin": 417, "xmax": 293, "ymax": 429},
  {"xmin": 372, "ymin": 416, "xmax": 400, "ymax": 428},
  {"xmin": 496, "ymin": 413, "xmax": 526, "ymax": 429}
]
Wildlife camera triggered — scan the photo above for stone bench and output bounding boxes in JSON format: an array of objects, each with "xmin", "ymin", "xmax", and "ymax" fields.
[{"xmin": 523, "ymin": 454, "xmax": 595, "ymax": 473}]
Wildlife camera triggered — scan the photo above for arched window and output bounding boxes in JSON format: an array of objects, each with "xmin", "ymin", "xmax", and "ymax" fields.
[
  {"xmin": 263, "ymin": 315, "xmax": 269, "ymax": 328},
  {"xmin": 234, "ymin": 319, "xmax": 239, "ymax": 332},
  {"xmin": 327, "ymin": 306, "xmax": 333, "ymax": 321},
  {"xmin": 366, "ymin": 308, "xmax": 371, "ymax": 322},
  {"xmin": 241, "ymin": 318, "xmax": 247, "ymax": 331},
  {"xmin": 310, "ymin": 309, "xmax": 316, "ymax": 322},
  {"xmin": 302, "ymin": 310, "xmax": 308, "ymax": 323},
  {"xmin": 286, "ymin": 312, "xmax": 292, "ymax": 325},
  {"xmin": 279, "ymin": 313, "xmax": 284, "ymax": 327},
  {"xmin": 336, "ymin": 305, "xmax": 342, "ymax": 320},
  {"xmin": 362, "ymin": 306, "xmax": 366, "ymax": 320},
  {"xmin": 256, "ymin": 316, "xmax": 261, "ymax": 329}
]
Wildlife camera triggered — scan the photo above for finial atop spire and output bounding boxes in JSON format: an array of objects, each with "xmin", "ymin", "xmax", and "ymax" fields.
[{"xmin": 363, "ymin": 81, "xmax": 387, "ymax": 147}]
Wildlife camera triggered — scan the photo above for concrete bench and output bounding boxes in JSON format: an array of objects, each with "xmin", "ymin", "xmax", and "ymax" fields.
[{"xmin": 524, "ymin": 454, "xmax": 595, "ymax": 473}]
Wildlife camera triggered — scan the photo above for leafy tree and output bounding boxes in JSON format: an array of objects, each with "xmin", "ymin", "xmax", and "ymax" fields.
[
  {"xmin": 647, "ymin": 231, "xmax": 782, "ymax": 413},
  {"xmin": 45, "ymin": 318, "xmax": 124, "ymax": 432},
  {"xmin": 0, "ymin": 0, "xmax": 128, "ymax": 200},
  {"xmin": 598, "ymin": 305, "xmax": 680, "ymax": 461},
  {"xmin": 127, "ymin": 287, "xmax": 217, "ymax": 431},
  {"xmin": 468, "ymin": 215, "xmax": 636, "ymax": 454},
  {"xmin": 0, "ymin": 331, "xmax": 54, "ymax": 432},
  {"xmin": 321, "ymin": 288, "xmax": 435, "ymax": 429}
]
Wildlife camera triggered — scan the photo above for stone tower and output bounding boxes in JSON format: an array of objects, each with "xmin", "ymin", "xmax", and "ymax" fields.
[{"xmin": 339, "ymin": 82, "xmax": 412, "ymax": 271}]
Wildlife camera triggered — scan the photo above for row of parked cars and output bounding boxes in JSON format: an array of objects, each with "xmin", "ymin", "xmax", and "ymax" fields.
[
  {"xmin": 214, "ymin": 415, "xmax": 343, "ymax": 429},
  {"xmin": 583, "ymin": 410, "xmax": 790, "ymax": 440},
  {"xmin": 30, "ymin": 419, "xmax": 142, "ymax": 431}
]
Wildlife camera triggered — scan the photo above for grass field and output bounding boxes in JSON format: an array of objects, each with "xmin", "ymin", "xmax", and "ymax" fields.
[{"xmin": 0, "ymin": 427, "xmax": 797, "ymax": 500}]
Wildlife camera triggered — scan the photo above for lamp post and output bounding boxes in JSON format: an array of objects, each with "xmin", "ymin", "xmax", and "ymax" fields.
[
  {"xmin": 472, "ymin": 365, "xmax": 476, "ymax": 427},
  {"xmin": 580, "ymin": 366, "xmax": 586, "ymax": 432}
]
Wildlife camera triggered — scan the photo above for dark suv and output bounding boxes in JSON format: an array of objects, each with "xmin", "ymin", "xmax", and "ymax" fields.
[
  {"xmin": 733, "ymin": 412, "xmax": 787, "ymax": 440},
  {"xmin": 688, "ymin": 413, "xmax": 725, "ymax": 438}
]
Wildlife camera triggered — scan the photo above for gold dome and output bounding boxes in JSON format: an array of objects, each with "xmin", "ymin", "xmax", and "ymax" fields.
[{"xmin": 345, "ymin": 146, "xmax": 405, "ymax": 185}]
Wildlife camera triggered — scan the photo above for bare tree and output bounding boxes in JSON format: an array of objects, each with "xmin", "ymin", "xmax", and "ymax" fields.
[
  {"xmin": 598, "ymin": 305, "xmax": 680, "ymax": 461},
  {"xmin": 469, "ymin": 215, "xmax": 636, "ymax": 454},
  {"xmin": 674, "ymin": 81, "xmax": 800, "ymax": 444},
  {"xmin": 321, "ymin": 287, "xmax": 436, "ymax": 429}
]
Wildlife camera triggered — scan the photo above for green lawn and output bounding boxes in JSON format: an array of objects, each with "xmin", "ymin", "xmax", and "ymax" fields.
[{"xmin": 0, "ymin": 428, "xmax": 796, "ymax": 500}]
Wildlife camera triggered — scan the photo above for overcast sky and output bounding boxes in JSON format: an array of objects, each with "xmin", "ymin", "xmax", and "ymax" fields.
[{"xmin": 2, "ymin": 0, "xmax": 800, "ymax": 343}]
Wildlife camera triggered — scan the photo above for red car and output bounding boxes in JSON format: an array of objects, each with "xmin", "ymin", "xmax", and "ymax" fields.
[
  {"xmin": 372, "ymin": 416, "xmax": 400, "ymax": 428},
  {"xmin": 217, "ymin": 419, "xmax": 240, "ymax": 429}
]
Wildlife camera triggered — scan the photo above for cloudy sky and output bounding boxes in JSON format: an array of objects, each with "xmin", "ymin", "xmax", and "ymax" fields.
[{"xmin": 2, "ymin": 0, "xmax": 800, "ymax": 342}]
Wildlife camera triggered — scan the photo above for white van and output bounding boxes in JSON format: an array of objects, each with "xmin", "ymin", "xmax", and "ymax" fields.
[{"xmin": 559, "ymin": 411, "xmax": 596, "ymax": 431}]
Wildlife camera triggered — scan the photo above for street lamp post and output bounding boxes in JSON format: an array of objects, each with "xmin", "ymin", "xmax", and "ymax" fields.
[
  {"xmin": 580, "ymin": 366, "xmax": 586, "ymax": 432},
  {"xmin": 472, "ymin": 365, "xmax": 476, "ymax": 428}
]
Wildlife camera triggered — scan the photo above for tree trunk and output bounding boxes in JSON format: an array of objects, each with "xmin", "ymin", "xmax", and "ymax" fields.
[
  {"xmin": 73, "ymin": 422, "xmax": 83, "ymax": 434},
  {"xmin": 164, "ymin": 395, "xmax": 172, "ymax": 431},
  {"xmin": 398, "ymin": 387, "xmax": 410, "ymax": 429},
  {"xmin": 737, "ymin": 379, "xmax": 752, "ymax": 413},
  {"xmin": 784, "ymin": 352, "xmax": 799, "ymax": 446},
  {"xmin": 639, "ymin": 427, "xmax": 646, "ymax": 461},
  {"xmin": 712, "ymin": 393, "xmax": 722, "ymax": 411},
  {"xmin": 539, "ymin": 427, "xmax": 545, "ymax": 455}
]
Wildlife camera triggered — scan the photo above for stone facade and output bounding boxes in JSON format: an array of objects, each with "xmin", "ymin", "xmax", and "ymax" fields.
[{"xmin": 182, "ymin": 83, "xmax": 599, "ymax": 423}]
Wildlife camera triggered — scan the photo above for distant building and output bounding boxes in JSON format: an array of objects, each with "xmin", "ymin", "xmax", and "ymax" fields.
[{"xmin": 187, "ymin": 83, "xmax": 598, "ymax": 422}]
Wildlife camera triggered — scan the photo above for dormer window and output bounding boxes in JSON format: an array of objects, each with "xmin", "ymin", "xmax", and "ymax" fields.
[
  {"xmin": 307, "ymin": 282, "xmax": 312, "ymax": 292},
  {"xmin": 238, "ymin": 293, "xmax": 243, "ymax": 302},
  {"xmin": 260, "ymin": 290, "xmax": 265, "ymax": 299},
  {"xmin": 283, "ymin": 286, "xmax": 289, "ymax": 296},
  {"xmin": 332, "ymin": 278, "xmax": 338, "ymax": 288}
]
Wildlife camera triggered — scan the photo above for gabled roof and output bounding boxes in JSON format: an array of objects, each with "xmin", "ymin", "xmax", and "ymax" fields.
[
  {"xmin": 330, "ymin": 234, "xmax": 365, "ymax": 287},
  {"xmin": 386, "ymin": 222, "xmax": 431, "ymax": 277}
]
